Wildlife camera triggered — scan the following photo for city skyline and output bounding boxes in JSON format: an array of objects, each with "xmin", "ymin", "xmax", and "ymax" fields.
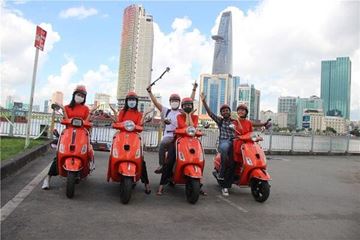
[{"xmin": 1, "ymin": 1, "xmax": 359, "ymax": 120}]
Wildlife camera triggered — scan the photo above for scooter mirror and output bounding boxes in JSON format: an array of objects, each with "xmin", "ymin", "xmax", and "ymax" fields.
[
  {"xmin": 203, "ymin": 121, "xmax": 210, "ymax": 129},
  {"xmin": 53, "ymin": 129, "xmax": 60, "ymax": 138},
  {"xmin": 145, "ymin": 116, "xmax": 152, "ymax": 123},
  {"xmin": 51, "ymin": 103, "xmax": 60, "ymax": 111}
]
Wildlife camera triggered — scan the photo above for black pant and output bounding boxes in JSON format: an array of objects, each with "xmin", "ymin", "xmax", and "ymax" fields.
[
  {"xmin": 48, "ymin": 157, "xmax": 58, "ymax": 176},
  {"xmin": 140, "ymin": 160, "xmax": 149, "ymax": 184},
  {"xmin": 221, "ymin": 160, "xmax": 236, "ymax": 188},
  {"xmin": 159, "ymin": 143, "xmax": 176, "ymax": 185}
]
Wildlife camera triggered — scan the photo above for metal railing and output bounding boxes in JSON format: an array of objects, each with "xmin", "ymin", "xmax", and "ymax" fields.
[{"xmin": 1, "ymin": 109, "xmax": 359, "ymax": 154}]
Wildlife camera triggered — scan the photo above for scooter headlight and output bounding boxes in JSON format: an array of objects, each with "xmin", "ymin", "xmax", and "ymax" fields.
[
  {"xmin": 246, "ymin": 157, "xmax": 253, "ymax": 166},
  {"xmin": 71, "ymin": 118, "xmax": 83, "ymax": 127},
  {"xmin": 186, "ymin": 126, "xmax": 196, "ymax": 137},
  {"xmin": 124, "ymin": 120, "xmax": 135, "ymax": 132}
]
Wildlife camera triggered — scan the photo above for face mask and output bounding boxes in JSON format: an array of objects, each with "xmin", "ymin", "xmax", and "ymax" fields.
[
  {"xmin": 170, "ymin": 101, "xmax": 180, "ymax": 110},
  {"xmin": 127, "ymin": 100, "xmax": 137, "ymax": 108},
  {"xmin": 183, "ymin": 107, "xmax": 193, "ymax": 113},
  {"xmin": 74, "ymin": 95, "xmax": 84, "ymax": 104}
]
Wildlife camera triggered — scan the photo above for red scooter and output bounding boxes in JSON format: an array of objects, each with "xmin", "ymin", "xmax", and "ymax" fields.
[
  {"xmin": 213, "ymin": 127, "xmax": 271, "ymax": 202},
  {"xmin": 56, "ymin": 118, "xmax": 94, "ymax": 198},
  {"xmin": 107, "ymin": 120, "xmax": 144, "ymax": 204},
  {"xmin": 170, "ymin": 126, "xmax": 205, "ymax": 204}
]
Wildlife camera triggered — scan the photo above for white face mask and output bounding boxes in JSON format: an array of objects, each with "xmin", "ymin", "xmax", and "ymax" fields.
[
  {"xmin": 74, "ymin": 95, "xmax": 84, "ymax": 104},
  {"xmin": 127, "ymin": 100, "xmax": 137, "ymax": 108},
  {"xmin": 170, "ymin": 101, "xmax": 180, "ymax": 110}
]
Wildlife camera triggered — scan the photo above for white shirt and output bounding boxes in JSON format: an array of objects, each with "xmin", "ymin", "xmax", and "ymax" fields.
[{"xmin": 161, "ymin": 106, "xmax": 181, "ymax": 138}]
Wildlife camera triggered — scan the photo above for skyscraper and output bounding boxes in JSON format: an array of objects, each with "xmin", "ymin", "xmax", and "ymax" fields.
[
  {"xmin": 237, "ymin": 84, "xmax": 260, "ymax": 121},
  {"xmin": 212, "ymin": 11, "xmax": 232, "ymax": 75},
  {"xmin": 321, "ymin": 57, "xmax": 351, "ymax": 119},
  {"xmin": 117, "ymin": 4, "xmax": 154, "ymax": 102},
  {"xmin": 278, "ymin": 96, "xmax": 297, "ymax": 129},
  {"xmin": 200, "ymin": 74, "xmax": 229, "ymax": 115}
]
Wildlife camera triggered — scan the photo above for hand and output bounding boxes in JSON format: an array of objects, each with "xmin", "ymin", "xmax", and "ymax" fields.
[
  {"xmin": 90, "ymin": 105, "xmax": 100, "ymax": 113},
  {"xmin": 192, "ymin": 81, "xmax": 198, "ymax": 90},
  {"xmin": 146, "ymin": 84, "xmax": 152, "ymax": 93},
  {"xmin": 256, "ymin": 136, "xmax": 264, "ymax": 142},
  {"xmin": 190, "ymin": 109, "xmax": 197, "ymax": 115},
  {"xmin": 200, "ymin": 92, "xmax": 206, "ymax": 102}
]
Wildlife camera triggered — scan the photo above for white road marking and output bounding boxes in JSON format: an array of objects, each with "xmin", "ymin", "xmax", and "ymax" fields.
[
  {"xmin": 1, "ymin": 163, "xmax": 51, "ymax": 222},
  {"xmin": 217, "ymin": 195, "xmax": 249, "ymax": 213}
]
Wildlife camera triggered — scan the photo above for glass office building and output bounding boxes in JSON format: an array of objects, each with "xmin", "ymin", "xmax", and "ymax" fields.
[{"xmin": 321, "ymin": 57, "xmax": 351, "ymax": 119}]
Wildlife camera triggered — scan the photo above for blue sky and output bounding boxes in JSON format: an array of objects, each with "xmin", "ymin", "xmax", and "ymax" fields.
[{"xmin": 1, "ymin": 0, "xmax": 359, "ymax": 120}]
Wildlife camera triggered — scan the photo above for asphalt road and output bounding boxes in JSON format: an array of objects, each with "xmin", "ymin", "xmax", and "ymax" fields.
[{"xmin": 1, "ymin": 150, "xmax": 360, "ymax": 240}]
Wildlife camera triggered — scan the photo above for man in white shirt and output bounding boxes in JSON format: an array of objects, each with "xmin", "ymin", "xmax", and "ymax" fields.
[{"xmin": 147, "ymin": 82, "xmax": 197, "ymax": 174}]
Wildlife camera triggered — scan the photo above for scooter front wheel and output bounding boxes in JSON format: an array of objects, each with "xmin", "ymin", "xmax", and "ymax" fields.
[
  {"xmin": 120, "ymin": 176, "xmax": 133, "ymax": 204},
  {"xmin": 185, "ymin": 178, "xmax": 200, "ymax": 204},
  {"xmin": 66, "ymin": 171, "xmax": 77, "ymax": 198},
  {"xmin": 250, "ymin": 179, "xmax": 270, "ymax": 202}
]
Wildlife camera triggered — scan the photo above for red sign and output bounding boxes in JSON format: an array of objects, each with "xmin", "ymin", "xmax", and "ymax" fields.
[{"xmin": 34, "ymin": 26, "xmax": 47, "ymax": 51}]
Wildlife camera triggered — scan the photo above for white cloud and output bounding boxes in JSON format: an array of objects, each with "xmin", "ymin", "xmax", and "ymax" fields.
[
  {"xmin": 59, "ymin": 6, "xmax": 98, "ymax": 20},
  {"xmin": 151, "ymin": 19, "xmax": 213, "ymax": 106},
  {"xmin": 0, "ymin": 6, "xmax": 60, "ymax": 105},
  {"xmin": 36, "ymin": 59, "xmax": 117, "ymax": 105},
  {"xmin": 208, "ymin": 0, "xmax": 360, "ymax": 119}
]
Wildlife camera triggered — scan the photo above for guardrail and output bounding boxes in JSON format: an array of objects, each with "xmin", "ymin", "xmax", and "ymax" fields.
[{"xmin": 1, "ymin": 109, "xmax": 359, "ymax": 154}]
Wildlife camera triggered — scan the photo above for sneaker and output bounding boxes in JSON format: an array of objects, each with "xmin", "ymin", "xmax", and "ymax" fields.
[
  {"xmin": 221, "ymin": 188, "xmax": 229, "ymax": 196},
  {"xmin": 42, "ymin": 176, "xmax": 50, "ymax": 190},
  {"xmin": 154, "ymin": 166, "xmax": 163, "ymax": 174}
]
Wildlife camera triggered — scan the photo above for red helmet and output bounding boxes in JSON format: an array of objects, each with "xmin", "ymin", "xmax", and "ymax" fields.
[
  {"xmin": 237, "ymin": 103, "xmax": 248, "ymax": 113},
  {"xmin": 181, "ymin": 97, "xmax": 193, "ymax": 107},
  {"xmin": 74, "ymin": 85, "xmax": 87, "ymax": 95},
  {"xmin": 169, "ymin": 93, "xmax": 181, "ymax": 102},
  {"xmin": 220, "ymin": 104, "xmax": 231, "ymax": 112},
  {"xmin": 126, "ymin": 91, "xmax": 138, "ymax": 100}
]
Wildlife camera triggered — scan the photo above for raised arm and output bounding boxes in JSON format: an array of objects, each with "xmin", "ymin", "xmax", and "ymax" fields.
[
  {"xmin": 200, "ymin": 92, "xmax": 212, "ymax": 116},
  {"xmin": 146, "ymin": 85, "xmax": 163, "ymax": 112},
  {"xmin": 190, "ymin": 81, "xmax": 198, "ymax": 100}
]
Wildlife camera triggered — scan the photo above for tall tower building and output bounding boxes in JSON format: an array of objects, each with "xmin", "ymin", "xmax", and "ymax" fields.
[
  {"xmin": 237, "ymin": 84, "xmax": 260, "ymax": 121},
  {"xmin": 321, "ymin": 57, "xmax": 351, "ymax": 119},
  {"xmin": 117, "ymin": 4, "xmax": 154, "ymax": 103},
  {"xmin": 212, "ymin": 11, "xmax": 232, "ymax": 75}
]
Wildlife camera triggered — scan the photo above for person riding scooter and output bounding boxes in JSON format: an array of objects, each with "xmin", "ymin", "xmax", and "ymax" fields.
[
  {"xmin": 200, "ymin": 92, "xmax": 235, "ymax": 196},
  {"xmin": 146, "ymin": 81, "xmax": 198, "ymax": 174},
  {"xmin": 42, "ymin": 85, "xmax": 97, "ymax": 190},
  {"xmin": 157, "ymin": 98, "xmax": 205, "ymax": 203},
  {"xmin": 108, "ymin": 91, "xmax": 152, "ymax": 196}
]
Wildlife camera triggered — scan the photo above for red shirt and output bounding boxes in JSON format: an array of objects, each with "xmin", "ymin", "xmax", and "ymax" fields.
[
  {"xmin": 233, "ymin": 118, "xmax": 253, "ymax": 136},
  {"xmin": 117, "ymin": 109, "xmax": 142, "ymax": 125},
  {"xmin": 177, "ymin": 114, "xmax": 199, "ymax": 129},
  {"xmin": 65, "ymin": 104, "xmax": 90, "ymax": 120}
]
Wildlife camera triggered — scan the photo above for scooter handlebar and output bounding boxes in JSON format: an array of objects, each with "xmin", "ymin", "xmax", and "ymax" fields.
[
  {"xmin": 112, "ymin": 121, "xmax": 143, "ymax": 132},
  {"xmin": 60, "ymin": 118, "xmax": 92, "ymax": 128}
]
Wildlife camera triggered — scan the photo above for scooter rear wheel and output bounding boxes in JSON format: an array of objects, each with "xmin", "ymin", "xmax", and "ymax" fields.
[
  {"xmin": 66, "ymin": 171, "xmax": 76, "ymax": 199},
  {"xmin": 250, "ymin": 179, "xmax": 270, "ymax": 202},
  {"xmin": 185, "ymin": 178, "xmax": 200, "ymax": 204},
  {"xmin": 120, "ymin": 176, "xmax": 133, "ymax": 204}
]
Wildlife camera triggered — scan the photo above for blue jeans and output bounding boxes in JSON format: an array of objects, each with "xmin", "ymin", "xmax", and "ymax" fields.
[{"xmin": 218, "ymin": 139, "xmax": 233, "ymax": 179}]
